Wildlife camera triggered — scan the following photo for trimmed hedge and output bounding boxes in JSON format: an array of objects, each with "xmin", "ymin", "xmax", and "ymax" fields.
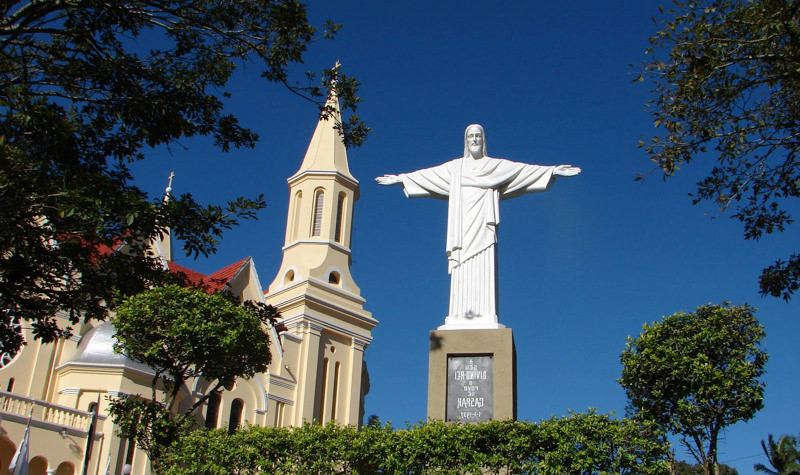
[{"xmin": 161, "ymin": 410, "xmax": 670, "ymax": 474}]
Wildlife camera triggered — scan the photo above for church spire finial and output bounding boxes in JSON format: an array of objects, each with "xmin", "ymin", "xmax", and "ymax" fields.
[
  {"xmin": 326, "ymin": 61, "xmax": 341, "ymax": 105},
  {"xmin": 163, "ymin": 171, "xmax": 175, "ymax": 204}
]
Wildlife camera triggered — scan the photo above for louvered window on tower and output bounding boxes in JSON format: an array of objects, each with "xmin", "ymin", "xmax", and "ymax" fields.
[
  {"xmin": 334, "ymin": 192, "xmax": 345, "ymax": 242},
  {"xmin": 312, "ymin": 190, "xmax": 325, "ymax": 237}
]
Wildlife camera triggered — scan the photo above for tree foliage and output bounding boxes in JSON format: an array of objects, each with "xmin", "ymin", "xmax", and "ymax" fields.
[
  {"xmin": 673, "ymin": 460, "xmax": 739, "ymax": 475},
  {"xmin": 108, "ymin": 284, "xmax": 276, "ymax": 470},
  {"xmin": 159, "ymin": 411, "xmax": 670, "ymax": 474},
  {"xmin": 754, "ymin": 434, "xmax": 800, "ymax": 474},
  {"xmin": 0, "ymin": 0, "xmax": 368, "ymax": 356},
  {"xmin": 619, "ymin": 303, "xmax": 767, "ymax": 475},
  {"xmin": 638, "ymin": 0, "xmax": 800, "ymax": 300}
]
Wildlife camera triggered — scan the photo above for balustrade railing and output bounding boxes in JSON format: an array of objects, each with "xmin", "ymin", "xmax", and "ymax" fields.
[{"xmin": 0, "ymin": 390, "xmax": 105, "ymax": 432}]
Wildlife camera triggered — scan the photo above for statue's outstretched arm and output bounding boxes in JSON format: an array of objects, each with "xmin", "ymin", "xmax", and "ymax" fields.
[
  {"xmin": 375, "ymin": 174, "xmax": 402, "ymax": 185},
  {"xmin": 554, "ymin": 165, "xmax": 581, "ymax": 177}
]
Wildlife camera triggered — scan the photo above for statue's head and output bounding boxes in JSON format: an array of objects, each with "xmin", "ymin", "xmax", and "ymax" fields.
[{"xmin": 463, "ymin": 124, "xmax": 487, "ymax": 159}]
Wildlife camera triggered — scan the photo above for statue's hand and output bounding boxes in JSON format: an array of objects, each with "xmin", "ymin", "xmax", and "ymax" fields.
[
  {"xmin": 375, "ymin": 174, "xmax": 401, "ymax": 185},
  {"xmin": 554, "ymin": 165, "xmax": 581, "ymax": 177}
]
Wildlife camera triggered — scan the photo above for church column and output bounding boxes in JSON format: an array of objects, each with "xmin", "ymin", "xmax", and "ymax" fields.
[
  {"xmin": 292, "ymin": 321, "xmax": 323, "ymax": 423},
  {"xmin": 344, "ymin": 338, "xmax": 367, "ymax": 425}
]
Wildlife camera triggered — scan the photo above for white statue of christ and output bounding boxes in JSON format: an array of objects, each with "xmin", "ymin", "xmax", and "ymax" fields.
[{"xmin": 376, "ymin": 124, "xmax": 580, "ymax": 330}]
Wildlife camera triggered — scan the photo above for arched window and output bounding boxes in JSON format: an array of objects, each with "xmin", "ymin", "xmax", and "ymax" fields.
[
  {"xmin": 334, "ymin": 192, "xmax": 346, "ymax": 243},
  {"xmin": 328, "ymin": 271, "xmax": 340, "ymax": 286},
  {"xmin": 311, "ymin": 189, "xmax": 325, "ymax": 237},
  {"xmin": 331, "ymin": 361, "xmax": 341, "ymax": 421},
  {"xmin": 206, "ymin": 392, "xmax": 221, "ymax": 429},
  {"xmin": 291, "ymin": 190, "xmax": 303, "ymax": 241},
  {"xmin": 124, "ymin": 436, "xmax": 135, "ymax": 464},
  {"xmin": 274, "ymin": 402, "xmax": 285, "ymax": 427},
  {"xmin": 284, "ymin": 270, "xmax": 295, "ymax": 286},
  {"xmin": 318, "ymin": 357, "xmax": 329, "ymax": 423},
  {"xmin": 228, "ymin": 398, "xmax": 244, "ymax": 434}
]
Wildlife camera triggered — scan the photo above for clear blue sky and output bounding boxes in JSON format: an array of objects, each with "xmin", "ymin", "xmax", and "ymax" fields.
[{"xmin": 131, "ymin": 1, "xmax": 799, "ymax": 471}]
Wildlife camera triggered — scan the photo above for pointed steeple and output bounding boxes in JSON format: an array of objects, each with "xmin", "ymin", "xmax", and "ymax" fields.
[
  {"xmin": 290, "ymin": 67, "xmax": 356, "ymax": 183},
  {"xmin": 264, "ymin": 66, "xmax": 376, "ymax": 427},
  {"xmin": 268, "ymin": 65, "xmax": 365, "ymax": 288}
]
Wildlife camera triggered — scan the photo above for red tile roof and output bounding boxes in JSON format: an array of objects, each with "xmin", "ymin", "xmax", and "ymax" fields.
[
  {"xmin": 207, "ymin": 257, "xmax": 249, "ymax": 284},
  {"xmin": 167, "ymin": 261, "xmax": 209, "ymax": 288},
  {"xmin": 167, "ymin": 257, "xmax": 251, "ymax": 293}
]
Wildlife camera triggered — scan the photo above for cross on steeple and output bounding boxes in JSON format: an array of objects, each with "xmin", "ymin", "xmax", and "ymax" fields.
[{"xmin": 163, "ymin": 171, "xmax": 175, "ymax": 204}]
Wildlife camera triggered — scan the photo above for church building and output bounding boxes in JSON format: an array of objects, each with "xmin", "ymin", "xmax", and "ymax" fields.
[{"xmin": 0, "ymin": 94, "xmax": 376, "ymax": 474}]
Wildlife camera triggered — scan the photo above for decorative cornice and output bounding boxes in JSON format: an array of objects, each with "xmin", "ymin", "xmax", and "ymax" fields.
[
  {"xmin": 267, "ymin": 393, "xmax": 294, "ymax": 405},
  {"xmin": 281, "ymin": 239, "xmax": 352, "ymax": 255},
  {"xmin": 55, "ymin": 361, "xmax": 156, "ymax": 378},
  {"xmin": 282, "ymin": 314, "xmax": 373, "ymax": 346},
  {"xmin": 302, "ymin": 321, "xmax": 325, "ymax": 333},
  {"xmin": 308, "ymin": 278, "xmax": 368, "ymax": 305},
  {"xmin": 266, "ymin": 374, "xmax": 296, "ymax": 390},
  {"xmin": 351, "ymin": 338, "xmax": 370, "ymax": 349},
  {"xmin": 54, "ymin": 313, "xmax": 83, "ymax": 341},
  {"xmin": 287, "ymin": 170, "xmax": 359, "ymax": 188},
  {"xmin": 268, "ymin": 287, "xmax": 373, "ymax": 325},
  {"xmin": 302, "ymin": 293, "xmax": 376, "ymax": 327},
  {"xmin": 281, "ymin": 332, "xmax": 303, "ymax": 343}
]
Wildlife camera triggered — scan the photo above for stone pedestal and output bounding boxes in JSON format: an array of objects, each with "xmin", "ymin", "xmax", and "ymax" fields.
[{"xmin": 427, "ymin": 328, "xmax": 516, "ymax": 422}]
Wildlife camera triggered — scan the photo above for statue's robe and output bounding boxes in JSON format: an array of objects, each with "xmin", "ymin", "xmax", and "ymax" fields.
[{"xmin": 397, "ymin": 156, "xmax": 557, "ymax": 329}]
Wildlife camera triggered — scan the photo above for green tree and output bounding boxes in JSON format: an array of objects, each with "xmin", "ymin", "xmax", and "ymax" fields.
[
  {"xmin": 754, "ymin": 434, "xmax": 800, "ymax": 474},
  {"xmin": 637, "ymin": 0, "xmax": 800, "ymax": 300},
  {"xmin": 619, "ymin": 303, "xmax": 767, "ymax": 475},
  {"xmin": 107, "ymin": 284, "xmax": 276, "ymax": 471},
  {"xmin": 366, "ymin": 414, "xmax": 382, "ymax": 429},
  {"xmin": 531, "ymin": 410, "xmax": 670, "ymax": 475},
  {"xmin": 0, "ymin": 0, "xmax": 368, "ymax": 357},
  {"xmin": 674, "ymin": 460, "xmax": 739, "ymax": 475}
]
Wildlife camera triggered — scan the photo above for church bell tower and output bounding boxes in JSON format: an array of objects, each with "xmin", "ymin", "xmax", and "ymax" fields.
[{"xmin": 264, "ymin": 91, "xmax": 376, "ymax": 426}]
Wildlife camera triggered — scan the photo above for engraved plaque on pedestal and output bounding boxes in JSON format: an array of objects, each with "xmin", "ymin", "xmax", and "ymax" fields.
[
  {"xmin": 447, "ymin": 355, "xmax": 493, "ymax": 422},
  {"xmin": 428, "ymin": 328, "xmax": 516, "ymax": 421}
]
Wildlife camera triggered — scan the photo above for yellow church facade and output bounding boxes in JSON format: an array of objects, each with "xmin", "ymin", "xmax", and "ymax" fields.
[{"xmin": 0, "ymin": 97, "xmax": 376, "ymax": 474}]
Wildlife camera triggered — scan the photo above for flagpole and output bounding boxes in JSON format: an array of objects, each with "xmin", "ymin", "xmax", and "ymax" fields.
[{"xmin": 81, "ymin": 394, "xmax": 101, "ymax": 475}]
